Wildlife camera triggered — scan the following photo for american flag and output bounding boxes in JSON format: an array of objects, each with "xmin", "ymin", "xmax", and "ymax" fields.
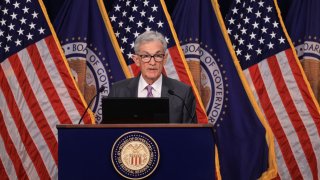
[
  {"xmin": 0, "ymin": 0, "xmax": 92, "ymax": 179},
  {"xmin": 108, "ymin": 0, "xmax": 208, "ymax": 123},
  {"xmin": 226, "ymin": 0, "xmax": 320, "ymax": 179}
]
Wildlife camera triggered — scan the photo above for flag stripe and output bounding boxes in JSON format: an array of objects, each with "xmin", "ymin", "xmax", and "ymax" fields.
[
  {"xmin": 267, "ymin": 53, "xmax": 317, "ymax": 178},
  {"xmin": 127, "ymin": 65, "xmax": 136, "ymax": 77},
  {"xmin": 163, "ymin": 55, "xmax": 178, "ymax": 79},
  {"xmin": 0, "ymin": 89, "xmax": 38, "ymax": 180},
  {"xmin": 128, "ymin": 64, "xmax": 140, "ymax": 77},
  {"xmin": 285, "ymin": 50, "xmax": 320, "ymax": 136},
  {"xmin": 284, "ymin": 0, "xmax": 320, "ymax": 177},
  {"xmin": 257, "ymin": 57, "xmax": 312, "ymax": 179},
  {"xmin": 164, "ymin": 50, "xmax": 182, "ymax": 80},
  {"xmin": 0, "ymin": 112, "xmax": 25, "ymax": 180},
  {"xmin": 280, "ymin": 50, "xmax": 320, "ymax": 178},
  {"xmin": 8, "ymin": 53, "xmax": 58, "ymax": 165},
  {"xmin": 43, "ymin": 37, "xmax": 85, "ymax": 124},
  {"xmin": 168, "ymin": 47, "xmax": 190, "ymax": 81},
  {"xmin": 246, "ymin": 64, "xmax": 302, "ymax": 178},
  {"xmin": 274, "ymin": 140, "xmax": 290, "ymax": 179},
  {"xmin": 26, "ymin": 41, "xmax": 71, "ymax": 125},
  {"xmin": 243, "ymin": 70, "xmax": 262, "ymax": 115},
  {"xmin": 0, "ymin": 148, "xmax": 10, "ymax": 180},
  {"xmin": 0, "ymin": 65, "xmax": 50, "ymax": 179},
  {"xmin": 2, "ymin": 57, "xmax": 58, "ymax": 178},
  {"xmin": 244, "ymin": 68, "xmax": 293, "ymax": 179},
  {"xmin": 18, "ymin": 48, "xmax": 60, "ymax": 141}
]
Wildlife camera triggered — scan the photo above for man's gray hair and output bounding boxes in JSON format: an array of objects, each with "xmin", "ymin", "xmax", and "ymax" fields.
[{"xmin": 134, "ymin": 31, "xmax": 167, "ymax": 53}]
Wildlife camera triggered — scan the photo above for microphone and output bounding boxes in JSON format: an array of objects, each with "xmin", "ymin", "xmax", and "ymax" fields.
[
  {"xmin": 78, "ymin": 86, "xmax": 105, "ymax": 124},
  {"xmin": 168, "ymin": 89, "xmax": 195, "ymax": 122}
]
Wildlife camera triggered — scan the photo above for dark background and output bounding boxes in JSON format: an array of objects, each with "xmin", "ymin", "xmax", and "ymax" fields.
[{"xmin": 43, "ymin": 0, "xmax": 293, "ymax": 24}]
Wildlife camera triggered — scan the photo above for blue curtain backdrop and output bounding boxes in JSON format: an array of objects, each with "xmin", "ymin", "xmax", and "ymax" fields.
[{"xmin": 43, "ymin": 0, "xmax": 293, "ymax": 23}]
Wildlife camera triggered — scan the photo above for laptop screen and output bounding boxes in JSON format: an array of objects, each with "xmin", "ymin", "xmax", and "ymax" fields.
[{"xmin": 101, "ymin": 97, "xmax": 169, "ymax": 124}]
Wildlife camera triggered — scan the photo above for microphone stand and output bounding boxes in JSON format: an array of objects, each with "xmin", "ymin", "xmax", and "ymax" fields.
[{"xmin": 78, "ymin": 86, "xmax": 105, "ymax": 124}]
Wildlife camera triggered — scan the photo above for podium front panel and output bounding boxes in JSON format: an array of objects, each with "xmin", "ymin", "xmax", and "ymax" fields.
[{"xmin": 58, "ymin": 124, "xmax": 215, "ymax": 180}]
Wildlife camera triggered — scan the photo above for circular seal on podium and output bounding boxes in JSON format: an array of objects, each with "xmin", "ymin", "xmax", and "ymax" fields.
[{"xmin": 111, "ymin": 131, "xmax": 160, "ymax": 179}]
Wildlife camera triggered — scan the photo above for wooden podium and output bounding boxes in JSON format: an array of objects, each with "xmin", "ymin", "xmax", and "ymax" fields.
[{"xmin": 57, "ymin": 124, "xmax": 215, "ymax": 180}]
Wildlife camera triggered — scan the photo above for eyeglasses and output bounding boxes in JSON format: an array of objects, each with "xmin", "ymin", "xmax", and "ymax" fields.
[{"xmin": 137, "ymin": 54, "xmax": 165, "ymax": 63}]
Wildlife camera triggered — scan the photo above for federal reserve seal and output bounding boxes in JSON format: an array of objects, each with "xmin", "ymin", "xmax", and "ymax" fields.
[
  {"xmin": 180, "ymin": 42, "xmax": 228, "ymax": 126},
  {"xmin": 111, "ymin": 131, "xmax": 160, "ymax": 179}
]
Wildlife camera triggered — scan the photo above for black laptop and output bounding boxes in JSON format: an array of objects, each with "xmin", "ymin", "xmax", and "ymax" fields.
[{"xmin": 101, "ymin": 97, "xmax": 169, "ymax": 124}]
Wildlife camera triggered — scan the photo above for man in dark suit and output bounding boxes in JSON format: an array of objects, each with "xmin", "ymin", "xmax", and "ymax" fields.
[{"xmin": 108, "ymin": 31, "xmax": 197, "ymax": 123}]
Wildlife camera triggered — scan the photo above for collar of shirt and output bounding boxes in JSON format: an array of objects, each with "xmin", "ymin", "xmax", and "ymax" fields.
[{"xmin": 138, "ymin": 75, "xmax": 162, "ymax": 97}]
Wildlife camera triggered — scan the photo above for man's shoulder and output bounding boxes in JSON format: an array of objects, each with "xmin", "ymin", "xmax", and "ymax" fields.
[
  {"xmin": 112, "ymin": 77, "xmax": 137, "ymax": 87},
  {"xmin": 164, "ymin": 76, "xmax": 190, "ymax": 89}
]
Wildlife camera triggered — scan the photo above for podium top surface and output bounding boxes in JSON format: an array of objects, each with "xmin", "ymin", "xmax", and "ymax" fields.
[{"xmin": 56, "ymin": 123, "xmax": 213, "ymax": 129}]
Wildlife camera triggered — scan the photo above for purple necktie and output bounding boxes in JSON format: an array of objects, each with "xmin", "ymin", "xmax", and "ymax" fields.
[{"xmin": 146, "ymin": 85, "xmax": 153, "ymax": 97}]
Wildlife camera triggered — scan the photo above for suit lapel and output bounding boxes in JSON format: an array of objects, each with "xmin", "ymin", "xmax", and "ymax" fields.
[
  {"xmin": 161, "ymin": 76, "xmax": 170, "ymax": 98},
  {"xmin": 127, "ymin": 76, "xmax": 139, "ymax": 97}
]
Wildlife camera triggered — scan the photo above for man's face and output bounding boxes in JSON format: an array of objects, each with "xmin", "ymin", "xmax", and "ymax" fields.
[{"xmin": 132, "ymin": 40, "xmax": 167, "ymax": 84}]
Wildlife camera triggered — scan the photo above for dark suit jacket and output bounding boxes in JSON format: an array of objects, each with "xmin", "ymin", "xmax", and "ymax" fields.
[{"xmin": 108, "ymin": 75, "xmax": 197, "ymax": 123}]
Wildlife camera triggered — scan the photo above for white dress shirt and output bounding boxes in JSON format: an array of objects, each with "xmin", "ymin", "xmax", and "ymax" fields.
[{"xmin": 137, "ymin": 75, "xmax": 162, "ymax": 97}]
